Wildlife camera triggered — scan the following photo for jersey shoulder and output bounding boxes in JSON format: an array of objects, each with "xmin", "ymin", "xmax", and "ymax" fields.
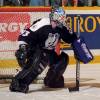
[{"xmin": 29, "ymin": 18, "xmax": 50, "ymax": 32}]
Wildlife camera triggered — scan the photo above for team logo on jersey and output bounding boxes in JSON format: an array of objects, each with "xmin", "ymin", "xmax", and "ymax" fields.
[{"xmin": 45, "ymin": 33, "xmax": 60, "ymax": 50}]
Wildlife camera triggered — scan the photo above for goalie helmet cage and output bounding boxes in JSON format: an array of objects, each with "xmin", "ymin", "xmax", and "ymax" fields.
[{"xmin": 0, "ymin": 7, "xmax": 53, "ymax": 81}]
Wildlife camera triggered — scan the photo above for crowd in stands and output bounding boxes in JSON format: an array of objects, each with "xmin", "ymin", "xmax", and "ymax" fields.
[
  {"xmin": 0, "ymin": 0, "xmax": 100, "ymax": 7},
  {"xmin": 62, "ymin": 0, "xmax": 100, "ymax": 6}
]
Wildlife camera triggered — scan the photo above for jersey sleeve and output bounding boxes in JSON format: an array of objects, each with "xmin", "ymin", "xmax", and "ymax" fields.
[
  {"xmin": 18, "ymin": 18, "xmax": 48, "ymax": 46},
  {"xmin": 61, "ymin": 26, "xmax": 78, "ymax": 44},
  {"xmin": 18, "ymin": 28, "xmax": 38, "ymax": 46}
]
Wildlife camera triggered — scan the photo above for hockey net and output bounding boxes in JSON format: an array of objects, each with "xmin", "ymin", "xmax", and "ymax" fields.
[{"xmin": 0, "ymin": 7, "xmax": 51, "ymax": 82}]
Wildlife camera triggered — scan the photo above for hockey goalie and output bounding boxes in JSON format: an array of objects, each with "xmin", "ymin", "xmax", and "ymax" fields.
[{"xmin": 9, "ymin": 6, "xmax": 93, "ymax": 93}]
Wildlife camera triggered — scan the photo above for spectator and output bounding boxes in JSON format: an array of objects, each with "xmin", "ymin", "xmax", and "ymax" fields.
[
  {"xmin": 84, "ymin": 0, "xmax": 93, "ymax": 6},
  {"xmin": 22, "ymin": 0, "xmax": 30, "ymax": 6},
  {"xmin": 73, "ymin": 0, "xmax": 78, "ymax": 6},
  {"xmin": 29, "ymin": 0, "xmax": 45, "ymax": 6},
  {"xmin": 44, "ymin": 0, "xmax": 49, "ymax": 6},
  {"xmin": 49, "ymin": 0, "xmax": 62, "ymax": 6},
  {"xmin": 3, "ymin": 0, "xmax": 22, "ymax": 6},
  {"xmin": 97, "ymin": 0, "xmax": 100, "ymax": 6},
  {"xmin": 62, "ymin": 0, "xmax": 67, "ymax": 6},
  {"xmin": 62, "ymin": 0, "xmax": 78, "ymax": 6},
  {"xmin": 0, "ymin": 0, "xmax": 4, "ymax": 6},
  {"xmin": 77, "ymin": 0, "xmax": 85, "ymax": 6}
]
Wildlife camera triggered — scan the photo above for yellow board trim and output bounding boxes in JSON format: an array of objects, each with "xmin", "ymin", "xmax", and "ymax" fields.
[
  {"xmin": 0, "ymin": 56, "xmax": 100, "ymax": 68},
  {"xmin": 63, "ymin": 7, "xmax": 100, "ymax": 10},
  {"xmin": 0, "ymin": 59, "xmax": 18, "ymax": 68}
]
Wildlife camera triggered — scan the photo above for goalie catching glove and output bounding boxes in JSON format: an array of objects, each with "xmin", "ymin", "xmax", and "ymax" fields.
[{"xmin": 71, "ymin": 37, "xmax": 93, "ymax": 64}]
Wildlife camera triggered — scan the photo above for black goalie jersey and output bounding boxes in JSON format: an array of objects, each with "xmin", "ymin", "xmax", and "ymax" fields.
[{"xmin": 18, "ymin": 18, "xmax": 77, "ymax": 50}]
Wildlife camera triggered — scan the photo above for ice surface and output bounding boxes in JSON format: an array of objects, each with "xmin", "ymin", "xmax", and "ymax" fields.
[{"xmin": 0, "ymin": 64, "xmax": 100, "ymax": 100}]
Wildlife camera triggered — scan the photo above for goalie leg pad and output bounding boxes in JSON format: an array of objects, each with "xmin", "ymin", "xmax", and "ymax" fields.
[
  {"xmin": 72, "ymin": 37, "xmax": 93, "ymax": 64},
  {"xmin": 44, "ymin": 52, "xmax": 69, "ymax": 88},
  {"xmin": 9, "ymin": 78, "xmax": 29, "ymax": 93},
  {"xmin": 11, "ymin": 49, "xmax": 48, "ymax": 88}
]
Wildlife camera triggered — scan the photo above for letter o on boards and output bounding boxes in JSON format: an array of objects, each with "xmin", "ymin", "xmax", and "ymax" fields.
[
  {"xmin": 8, "ymin": 23, "xmax": 19, "ymax": 32},
  {"xmin": 85, "ymin": 16, "xmax": 96, "ymax": 32}
]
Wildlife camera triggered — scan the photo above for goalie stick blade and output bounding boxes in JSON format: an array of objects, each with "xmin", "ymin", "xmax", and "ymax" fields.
[{"xmin": 68, "ymin": 87, "xmax": 79, "ymax": 92}]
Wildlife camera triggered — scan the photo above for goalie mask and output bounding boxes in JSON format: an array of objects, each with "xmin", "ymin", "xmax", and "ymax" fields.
[{"xmin": 49, "ymin": 7, "xmax": 66, "ymax": 27}]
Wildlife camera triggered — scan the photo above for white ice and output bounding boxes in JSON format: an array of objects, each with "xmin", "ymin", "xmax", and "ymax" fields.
[{"xmin": 0, "ymin": 64, "xmax": 100, "ymax": 100}]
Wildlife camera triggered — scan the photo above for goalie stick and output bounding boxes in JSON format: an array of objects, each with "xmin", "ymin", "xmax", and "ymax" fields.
[{"xmin": 68, "ymin": 15, "xmax": 81, "ymax": 92}]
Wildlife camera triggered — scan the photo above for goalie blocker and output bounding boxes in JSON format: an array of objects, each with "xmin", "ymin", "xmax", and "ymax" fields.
[{"xmin": 71, "ymin": 37, "xmax": 93, "ymax": 64}]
